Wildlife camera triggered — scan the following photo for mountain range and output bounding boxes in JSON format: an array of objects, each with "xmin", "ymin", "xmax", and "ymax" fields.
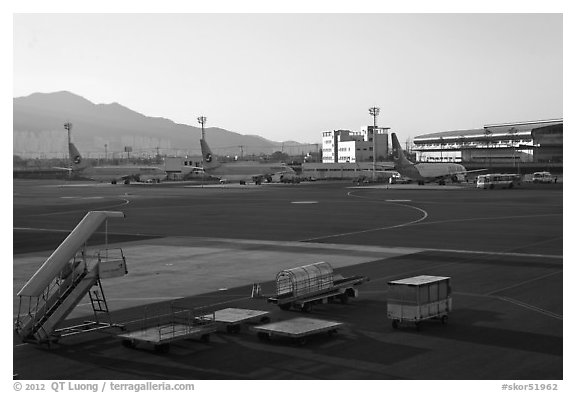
[{"xmin": 13, "ymin": 91, "xmax": 313, "ymax": 158}]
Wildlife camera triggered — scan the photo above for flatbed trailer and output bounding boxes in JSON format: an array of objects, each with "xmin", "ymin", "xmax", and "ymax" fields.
[
  {"xmin": 267, "ymin": 262, "xmax": 369, "ymax": 312},
  {"xmin": 204, "ymin": 308, "xmax": 271, "ymax": 333},
  {"xmin": 251, "ymin": 317, "xmax": 343, "ymax": 345},
  {"xmin": 268, "ymin": 275, "xmax": 369, "ymax": 312},
  {"xmin": 118, "ymin": 304, "xmax": 217, "ymax": 353}
]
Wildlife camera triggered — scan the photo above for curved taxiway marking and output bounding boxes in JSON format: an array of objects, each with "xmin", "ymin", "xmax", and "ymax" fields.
[
  {"xmin": 300, "ymin": 192, "xmax": 429, "ymax": 242},
  {"xmin": 20, "ymin": 197, "xmax": 131, "ymax": 217}
]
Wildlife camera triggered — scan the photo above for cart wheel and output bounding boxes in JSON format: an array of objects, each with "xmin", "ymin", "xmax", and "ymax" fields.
[
  {"xmin": 279, "ymin": 303, "xmax": 292, "ymax": 311},
  {"xmin": 154, "ymin": 343, "xmax": 170, "ymax": 353},
  {"xmin": 259, "ymin": 316, "xmax": 271, "ymax": 324},
  {"xmin": 339, "ymin": 294, "xmax": 349, "ymax": 304},
  {"xmin": 200, "ymin": 334, "xmax": 210, "ymax": 343},
  {"xmin": 415, "ymin": 321, "xmax": 421, "ymax": 331},
  {"xmin": 327, "ymin": 329, "xmax": 338, "ymax": 337},
  {"xmin": 441, "ymin": 315, "xmax": 448, "ymax": 325},
  {"xmin": 392, "ymin": 320, "xmax": 399, "ymax": 329},
  {"xmin": 301, "ymin": 303, "xmax": 311, "ymax": 313},
  {"xmin": 294, "ymin": 337, "xmax": 307, "ymax": 346},
  {"xmin": 122, "ymin": 339, "xmax": 135, "ymax": 349},
  {"xmin": 257, "ymin": 332, "xmax": 270, "ymax": 341}
]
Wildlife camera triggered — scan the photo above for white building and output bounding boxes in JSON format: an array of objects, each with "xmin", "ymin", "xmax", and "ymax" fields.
[{"xmin": 322, "ymin": 126, "xmax": 389, "ymax": 163}]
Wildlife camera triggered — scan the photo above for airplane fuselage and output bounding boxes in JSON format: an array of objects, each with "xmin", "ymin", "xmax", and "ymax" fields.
[
  {"xmin": 396, "ymin": 162, "xmax": 466, "ymax": 182},
  {"xmin": 77, "ymin": 166, "xmax": 166, "ymax": 182},
  {"xmin": 203, "ymin": 162, "xmax": 294, "ymax": 182},
  {"xmin": 413, "ymin": 163, "xmax": 466, "ymax": 180}
]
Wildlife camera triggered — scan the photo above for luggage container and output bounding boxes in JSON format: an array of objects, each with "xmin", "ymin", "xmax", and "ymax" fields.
[
  {"xmin": 267, "ymin": 262, "xmax": 369, "ymax": 312},
  {"xmin": 387, "ymin": 275, "xmax": 452, "ymax": 330}
]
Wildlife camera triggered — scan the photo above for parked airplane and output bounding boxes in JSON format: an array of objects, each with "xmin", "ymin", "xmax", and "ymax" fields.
[
  {"xmin": 199, "ymin": 138, "xmax": 296, "ymax": 184},
  {"xmin": 57, "ymin": 142, "xmax": 167, "ymax": 184},
  {"xmin": 391, "ymin": 133, "xmax": 484, "ymax": 185}
]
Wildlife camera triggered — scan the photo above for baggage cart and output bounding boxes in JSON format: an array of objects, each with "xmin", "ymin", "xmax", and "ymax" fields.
[
  {"xmin": 387, "ymin": 275, "xmax": 452, "ymax": 330},
  {"xmin": 118, "ymin": 303, "xmax": 217, "ymax": 353},
  {"xmin": 251, "ymin": 317, "xmax": 343, "ymax": 345},
  {"xmin": 267, "ymin": 262, "xmax": 369, "ymax": 312},
  {"xmin": 204, "ymin": 308, "xmax": 271, "ymax": 333}
]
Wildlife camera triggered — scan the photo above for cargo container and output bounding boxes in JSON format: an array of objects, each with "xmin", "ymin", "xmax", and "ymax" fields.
[
  {"xmin": 387, "ymin": 275, "xmax": 452, "ymax": 330},
  {"xmin": 268, "ymin": 262, "xmax": 369, "ymax": 312}
]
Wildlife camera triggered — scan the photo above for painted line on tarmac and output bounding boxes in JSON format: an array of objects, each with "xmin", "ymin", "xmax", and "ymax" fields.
[
  {"xmin": 455, "ymin": 290, "xmax": 562, "ymax": 320},
  {"xmin": 103, "ymin": 296, "xmax": 250, "ymax": 326},
  {"xmin": 301, "ymin": 193, "xmax": 428, "ymax": 242},
  {"xmin": 18, "ymin": 198, "xmax": 131, "ymax": 218},
  {"xmin": 420, "ymin": 247, "xmax": 563, "ymax": 261},
  {"xmin": 496, "ymin": 296, "xmax": 563, "ymax": 320},
  {"xmin": 406, "ymin": 213, "xmax": 563, "ymax": 229},
  {"xmin": 485, "ymin": 270, "xmax": 563, "ymax": 295},
  {"xmin": 13, "ymin": 227, "xmax": 156, "ymax": 240}
]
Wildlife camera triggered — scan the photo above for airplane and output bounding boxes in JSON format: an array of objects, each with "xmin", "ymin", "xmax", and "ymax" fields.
[
  {"xmin": 391, "ymin": 132, "xmax": 484, "ymax": 185},
  {"xmin": 199, "ymin": 137, "xmax": 296, "ymax": 184},
  {"xmin": 57, "ymin": 142, "xmax": 167, "ymax": 184}
]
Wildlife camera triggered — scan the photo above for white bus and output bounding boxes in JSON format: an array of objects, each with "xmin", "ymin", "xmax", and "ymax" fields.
[
  {"xmin": 476, "ymin": 173, "xmax": 522, "ymax": 189},
  {"xmin": 532, "ymin": 171, "xmax": 553, "ymax": 183}
]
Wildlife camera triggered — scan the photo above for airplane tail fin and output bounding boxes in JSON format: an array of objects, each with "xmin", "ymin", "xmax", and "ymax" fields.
[
  {"xmin": 69, "ymin": 142, "xmax": 88, "ymax": 170},
  {"xmin": 200, "ymin": 138, "xmax": 220, "ymax": 169},
  {"xmin": 391, "ymin": 133, "xmax": 414, "ymax": 167}
]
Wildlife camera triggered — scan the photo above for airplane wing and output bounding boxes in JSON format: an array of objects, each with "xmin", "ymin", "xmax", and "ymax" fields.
[
  {"xmin": 450, "ymin": 168, "xmax": 487, "ymax": 176},
  {"xmin": 431, "ymin": 168, "xmax": 487, "ymax": 183}
]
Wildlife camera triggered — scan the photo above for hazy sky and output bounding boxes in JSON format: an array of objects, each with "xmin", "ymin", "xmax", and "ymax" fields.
[{"xmin": 13, "ymin": 13, "xmax": 563, "ymax": 143}]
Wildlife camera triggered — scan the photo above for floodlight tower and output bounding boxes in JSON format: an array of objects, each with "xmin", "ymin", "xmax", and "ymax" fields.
[
  {"xmin": 64, "ymin": 122, "xmax": 73, "ymax": 168},
  {"xmin": 368, "ymin": 107, "xmax": 380, "ymax": 181},
  {"xmin": 198, "ymin": 116, "xmax": 207, "ymax": 139}
]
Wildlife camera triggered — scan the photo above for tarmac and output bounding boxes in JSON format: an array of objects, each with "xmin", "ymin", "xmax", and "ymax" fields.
[{"xmin": 12, "ymin": 179, "xmax": 563, "ymax": 380}]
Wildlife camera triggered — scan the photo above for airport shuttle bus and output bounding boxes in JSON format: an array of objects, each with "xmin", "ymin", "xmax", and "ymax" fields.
[
  {"xmin": 532, "ymin": 171, "xmax": 553, "ymax": 183},
  {"xmin": 476, "ymin": 173, "xmax": 522, "ymax": 189}
]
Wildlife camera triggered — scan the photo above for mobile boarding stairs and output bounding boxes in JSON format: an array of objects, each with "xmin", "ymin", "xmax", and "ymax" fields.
[{"xmin": 15, "ymin": 211, "xmax": 128, "ymax": 344}]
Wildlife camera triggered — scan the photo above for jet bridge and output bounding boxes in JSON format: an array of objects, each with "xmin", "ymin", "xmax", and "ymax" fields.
[{"xmin": 15, "ymin": 211, "xmax": 128, "ymax": 344}]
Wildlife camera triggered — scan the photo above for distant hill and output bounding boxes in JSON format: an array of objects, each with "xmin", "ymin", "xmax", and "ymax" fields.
[{"xmin": 13, "ymin": 91, "xmax": 313, "ymax": 158}]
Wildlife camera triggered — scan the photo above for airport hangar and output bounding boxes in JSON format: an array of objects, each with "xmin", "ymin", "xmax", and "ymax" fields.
[{"xmin": 301, "ymin": 119, "xmax": 563, "ymax": 180}]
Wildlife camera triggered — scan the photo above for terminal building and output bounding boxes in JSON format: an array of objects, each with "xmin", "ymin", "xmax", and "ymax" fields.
[{"xmin": 412, "ymin": 119, "xmax": 563, "ymax": 172}]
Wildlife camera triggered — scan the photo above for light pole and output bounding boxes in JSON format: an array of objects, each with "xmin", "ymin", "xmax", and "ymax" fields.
[
  {"xmin": 439, "ymin": 137, "xmax": 444, "ymax": 162},
  {"xmin": 368, "ymin": 107, "xmax": 380, "ymax": 182},
  {"xmin": 64, "ymin": 122, "xmax": 73, "ymax": 178},
  {"xmin": 483, "ymin": 128, "xmax": 492, "ymax": 169},
  {"xmin": 508, "ymin": 127, "xmax": 519, "ymax": 175},
  {"xmin": 198, "ymin": 116, "xmax": 207, "ymax": 139},
  {"xmin": 64, "ymin": 122, "xmax": 72, "ymax": 154},
  {"xmin": 197, "ymin": 116, "xmax": 207, "ymax": 187}
]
